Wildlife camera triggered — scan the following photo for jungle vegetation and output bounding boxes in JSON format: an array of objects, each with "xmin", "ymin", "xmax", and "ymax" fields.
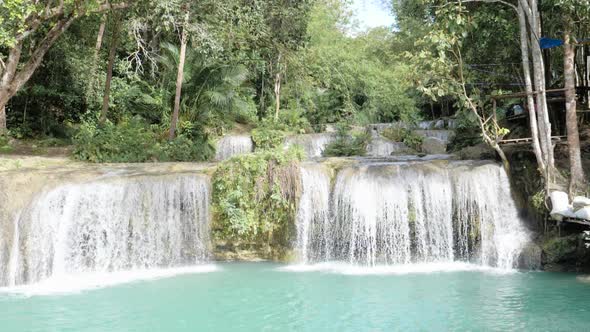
[{"xmin": 0, "ymin": 0, "xmax": 589, "ymax": 196}]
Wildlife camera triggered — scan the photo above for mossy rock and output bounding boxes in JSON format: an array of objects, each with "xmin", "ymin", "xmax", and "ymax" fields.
[{"xmin": 542, "ymin": 234, "xmax": 579, "ymax": 264}]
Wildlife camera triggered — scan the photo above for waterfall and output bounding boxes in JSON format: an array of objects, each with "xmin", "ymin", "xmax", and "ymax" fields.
[
  {"xmin": 413, "ymin": 130, "xmax": 455, "ymax": 143},
  {"xmin": 215, "ymin": 135, "xmax": 253, "ymax": 161},
  {"xmin": 418, "ymin": 121, "xmax": 435, "ymax": 129},
  {"xmin": 366, "ymin": 138, "xmax": 407, "ymax": 157},
  {"xmin": 284, "ymin": 134, "xmax": 335, "ymax": 158},
  {"xmin": 295, "ymin": 160, "xmax": 530, "ymax": 269},
  {"xmin": 296, "ymin": 164, "xmax": 331, "ymax": 262},
  {"xmin": 2, "ymin": 174, "xmax": 211, "ymax": 287}
]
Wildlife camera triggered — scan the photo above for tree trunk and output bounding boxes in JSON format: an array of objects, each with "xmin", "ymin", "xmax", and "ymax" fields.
[
  {"xmin": 520, "ymin": 0, "xmax": 555, "ymax": 194},
  {"xmin": 88, "ymin": 14, "xmax": 107, "ymax": 101},
  {"xmin": 260, "ymin": 66, "xmax": 266, "ymax": 114},
  {"xmin": 100, "ymin": 15, "xmax": 121, "ymax": 123},
  {"xmin": 0, "ymin": 104, "xmax": 6, "ymax": 135},
  {"xmin": 0, "ymin": 5, "xmax": 127, "ymax": 133},
  {"xmin": 169, "ymin": 23, "xmax": 188, "ymax": 140},
  {"xmin": 94, "ymin": 15, "xmax": 108, "ymax": 58},
  {"xmin": 0, "ymin": 42, "xmax": 24, "ymax": 135},
  {"xmin": 564, "ymin": 21, "xmax": 585, "ymax": 195},
  {"xmin": 518, "ymin": 2, "xmax": 546, "ymax": 177},
  {"xmin": 274, "ymin": 53, "xmax": 282, "ymax": 121},
  {"xmin": 274, "ymin": 72, "xmax": 281, "ymax": 121},
  {"xmin": 527, "ymin": 0, "xmax": 555, "ymax": 171},
  {"xmin": 493, "ymin": 142, "xmax": 511, "ymax": 174}
]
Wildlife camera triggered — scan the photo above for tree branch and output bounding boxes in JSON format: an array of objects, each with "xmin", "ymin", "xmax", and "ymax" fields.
[
  {"xmin": 459, "ymin": 0, "xmax": 518, "ymax": 13},
  {"xmin": 8, "ymin": 17, "xmax": 76, "ymax": 99},
  {"xmin": 16, "ymin": 1, "xmax": 130, "ymax": 42}
]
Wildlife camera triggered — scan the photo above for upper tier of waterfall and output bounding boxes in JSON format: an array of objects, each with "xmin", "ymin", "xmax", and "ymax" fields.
[
  {"xmin": 284, "ymin": 133, "xmax": 335, "ymax": 158},
  {"xmin": 413, "ymin": 129, "xmax": 455, "ymax": 143},
  {"xmin": 0, "ymin": 172, "xmax": 211, "ymax": 287},
  {"xmin": 296, "ymin": 160, "xmax": 531, "ymax": 269},
  {"xmin": 215, "ymin": 135, "xmax": 254, "ymax": 161}
]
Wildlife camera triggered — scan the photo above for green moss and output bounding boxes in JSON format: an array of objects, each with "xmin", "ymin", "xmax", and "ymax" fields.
[{"xmin": 542, "ymin": 234, "xmax": 579, "ymax": 264}]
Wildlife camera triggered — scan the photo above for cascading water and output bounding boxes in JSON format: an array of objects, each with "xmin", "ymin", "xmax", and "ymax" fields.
[
  {"xmin": 366, "ymin": 138, "xmax": 407, "ymax": 157},
  {"xmin": 413, "ymin": 129, "xmax": 455, "ymax": 143},
  {"xmin": 284, "ymin": 134, "xmax": 335, "ymax": 158},
  {"xmin": 1, "ymin": 174, "xmax": 211, "ymax": 287},
  {"xmin": 296, "ymin": 164, "xmax": 332, "ymax": 262},
  {"xmin": 295, "ymin": 160, "xmax": 530, "ymax": 269},
  {"xmin": 215, "ymin": 135, "xmax": 253, "ymax": 161}
]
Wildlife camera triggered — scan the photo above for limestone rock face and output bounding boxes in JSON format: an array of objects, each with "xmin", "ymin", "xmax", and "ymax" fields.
[
  {"xmin": 421, "ymin": 137, "xmax": 447, "ymax": 154},
  {"xmin": 518, "ymin": 242, "xmax": 542, "ymax": 270},
  {"xmin": 456, "ymin": 144, "xmax": 495, "ymax": 160}
]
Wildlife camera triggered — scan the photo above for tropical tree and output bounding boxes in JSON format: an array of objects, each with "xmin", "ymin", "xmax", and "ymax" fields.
[
  {"xmin": 549, "ymin": 0, "xmax": 590, "ymax": 195},
  {"xmin": 158, "ymin": 42, "xmax": 255, "ymax": 133},
  {"xmin": 0, "ymin": 0, "xmax": 128, "ymax": 135}
]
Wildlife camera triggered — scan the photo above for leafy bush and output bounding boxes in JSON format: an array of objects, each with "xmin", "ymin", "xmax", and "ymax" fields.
[
  {"xmin": 381, "ymin": 127, "xmax": 423, "ymax": 151},
  {"xmin": 212, "ymin": 148, "xmax": 303, "ymax": 244},
  {"xmin": 73, "ymin": 117, "xmax": 160, "ymax": 163},
  {"xmin": 276, "ymin": 108, "xmax": 312, "ymax": 134},
  {"xmin": 381, "ymin": 127, "xmax": 407, "ymax": 142},
  {"xmin": 160, "ymin": 135, "xmax": 214, "ymax": 162},
  {"xmin": 0, "ymin": 136, "xmax": 13, "ymax": 153},
  {"xmin": 73, "ymin": 117, "xmax": 214, "ymax": 163},
  {"xmin": 251, "ymin": 127, "xmax": 286, "ymax": 151},
  {"xmin": 323, "ymin": 122, "xmax": 370, "ymax": 157},
  {"xmin": 402, "ymin": 131, "xmax": 424, "ymax": 151}
]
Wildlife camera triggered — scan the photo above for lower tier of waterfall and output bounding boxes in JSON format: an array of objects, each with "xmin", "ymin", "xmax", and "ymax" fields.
[
  {"xmin": 0, "ymin": 157, "xmax": 535, "ymax": 288},
  {"xmin": 296, "ymin": 160, "xmax": 531, "ymax": 269},
  {"xmin": 0, "ymin": 174, "xmax": 211, "ymax": 287}
]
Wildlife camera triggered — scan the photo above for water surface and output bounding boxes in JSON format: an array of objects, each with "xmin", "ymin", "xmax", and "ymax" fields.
[{"xmin": 1, "ymin": 263, "xmax": 589, "ymax": 332}]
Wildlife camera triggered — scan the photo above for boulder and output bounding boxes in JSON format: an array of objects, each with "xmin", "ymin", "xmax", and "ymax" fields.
[
  {"xmin": 456, "ymin": 143, "xmax": 495, "ymax": 160},
  {"xmin": 325, "ymin": 125, "xmax": 337, "ymax": 133},
  {"xmin": 518, "ymin": 242, "xmax": 542, "ymax": 270},
  {"xmin": 421, "ymin": 137, "xmax": 447, "ymax": 154}
]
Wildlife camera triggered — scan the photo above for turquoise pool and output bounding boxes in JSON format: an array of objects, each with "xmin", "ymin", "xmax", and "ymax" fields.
[{"xmin": 1, "ymin": 263, "xmax": 589, "ymax": 332}]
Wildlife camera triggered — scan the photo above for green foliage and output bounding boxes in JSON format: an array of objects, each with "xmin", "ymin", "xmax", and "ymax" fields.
[
  {"xmin": 158, "ymin": 42, "xmax": 258, "ymax": 133},
  {"xmin": 0, "ymin": 136, "xmax": 13, "ymax": 153},
  {"xmin": 290, "ymin": 1, "xmax": 420, "ymax": 127},
  {"xmin": 212, "ymin": 148, "xmax": 303, "ymax": 243},
  {"xmin": 160, "ymin": 135, "xmax": 214, "ymax": 162},
  {"xmin": 381, "ymin": 127, "xmax": 424, "ymax": 151},
  {"xmin": 542, "ymin": 234, "xmax": 579, "ymax": 263},
  {"xmin": 251, "ymin": 127, "xmax": 286, "ymax": 151},
  {"xmin": 251, "ymin": 112, "xmax": 312, "ymax": 151},
  {"xmin": 402, "ymin": 131, "xmax": 424, "ymax": 152},
  {"xmin": 73, "ymin": 117, "xmax": 160, "ymax": 163},
  {"xmin": 323, "ymin": 122, "xmax": 370, "ymax": 157},
  {"xmin": 7, "ymin": 23, "xmax": 95, "ymax": 138},
  {"xmin": 531, "ymin": 190, "xmax": 547, "ymax": 213},
  {"xmin": 73, "ymin": 117, "xmax": 213, "ymax": 163}
]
